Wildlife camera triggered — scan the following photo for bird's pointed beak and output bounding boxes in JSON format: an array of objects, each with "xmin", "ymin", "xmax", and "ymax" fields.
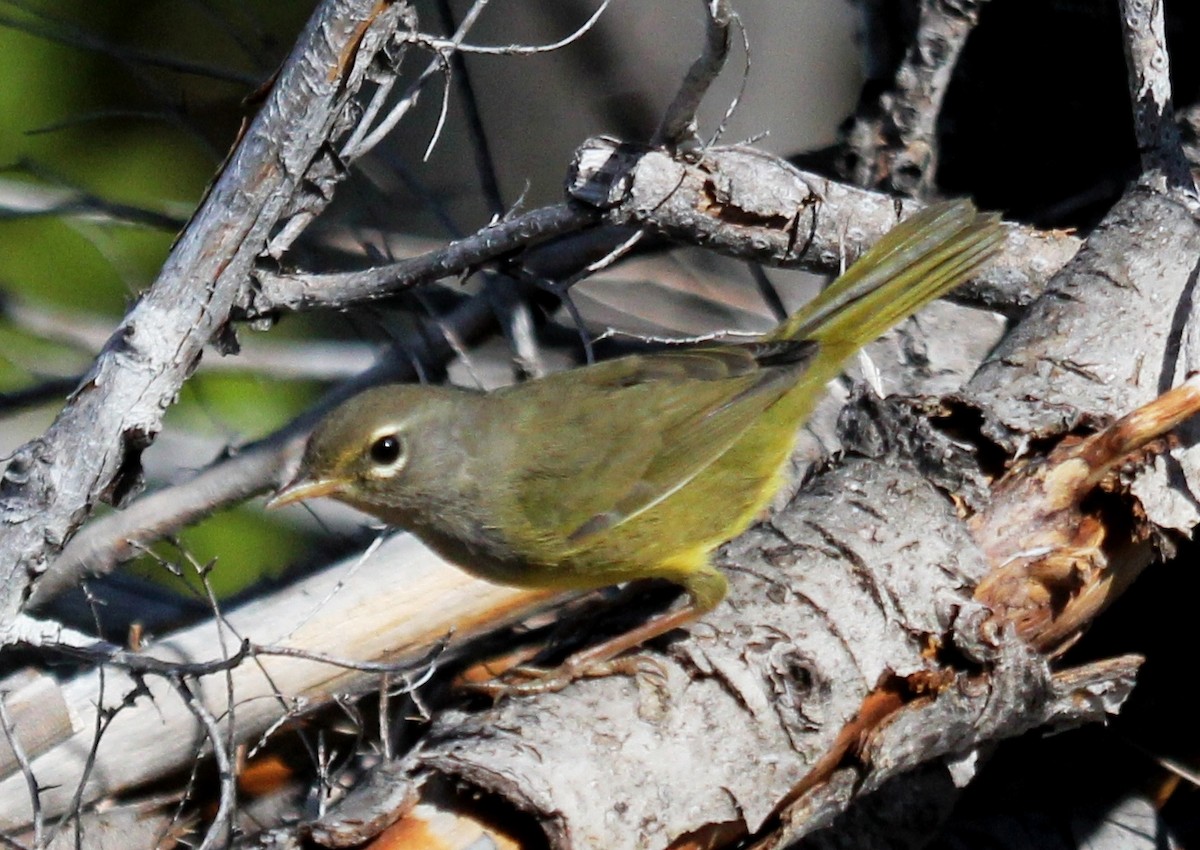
[{"xmin": 265, "ymin": 476, "xmax": 344, "ymax": 510}]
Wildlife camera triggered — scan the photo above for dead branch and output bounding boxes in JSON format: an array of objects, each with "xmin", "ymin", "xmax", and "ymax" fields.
[
  {"xmin": 841, "ymin": 0, "xmax": 990, "ymax": 194},
  {"xmin": 567, "ymin": 138, "xmax": 1078, "ymax": 315},
  {"xmin": 1118, "ymin": 0, "xmax": 1196, "ymax": 198}
]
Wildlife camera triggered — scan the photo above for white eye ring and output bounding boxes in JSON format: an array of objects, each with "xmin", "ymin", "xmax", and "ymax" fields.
[{"xmin": 367, "ymin": 432, "xmax": 405, "ymax": 473}]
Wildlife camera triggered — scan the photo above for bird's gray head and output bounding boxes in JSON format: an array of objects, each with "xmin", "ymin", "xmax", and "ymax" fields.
[{"xmin": 268, "ymin": 383, "xmax": 479, "ymax": 518}]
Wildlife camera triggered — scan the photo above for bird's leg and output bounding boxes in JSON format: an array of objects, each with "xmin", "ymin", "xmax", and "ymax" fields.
[
  {"xmin": 465, "ymin": 601, "xmax": 701, "ymax": 698},
  {"xmin": 467, "ymin": 565, "xmax": 727, "ymax": 697}
]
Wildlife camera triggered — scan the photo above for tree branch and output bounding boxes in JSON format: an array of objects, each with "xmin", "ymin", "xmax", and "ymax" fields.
[
  {"xmin": 841, "ymin": 0, "xmax": 991, "ymax": 194},
  {"xmin": 568, "ymin": 137, "xmax": 1077, "ymax": 314},
  {"xmin": 654, "ymin": 0, "xmax": 733, "ymax": 147},
  {"xmin": 1118, "ymin": 0, "xmax": 1197, "ymax": 199},
  {"xmin": 243, "ymin": 202, "xmax": 601, "ymax": 318}
]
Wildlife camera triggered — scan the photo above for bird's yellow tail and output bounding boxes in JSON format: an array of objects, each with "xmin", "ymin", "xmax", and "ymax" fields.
[{"xmin": 767, "ymin": 200, "xmax": 1004, "ymax": 351}]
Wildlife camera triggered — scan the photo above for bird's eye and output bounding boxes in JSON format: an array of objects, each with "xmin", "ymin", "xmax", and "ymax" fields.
[{"xmin": 368, "ymin": 434, "xmax": 404, "ymax": 466}]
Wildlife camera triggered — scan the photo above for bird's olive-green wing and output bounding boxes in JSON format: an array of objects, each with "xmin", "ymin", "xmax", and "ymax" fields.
[
  {"xmin": 502, "ymin": 342, "xmax": 815, "ymax": 545},
  {"xmin": 501, "ymin": 201, "xmax": 1002, "ymax": 553}
]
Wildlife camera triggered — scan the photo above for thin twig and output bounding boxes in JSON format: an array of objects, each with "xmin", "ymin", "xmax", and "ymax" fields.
[
  {"xmin": 747, "ymin": 263, "xmax": 788, "ymax": 322},
  {"xmin": 0, "ymin": 697, "xmax": 40, "ymax": 848},
  {"xmin": 435, "ymin": 0, "xmax": 504, "ymax": 216},
  {"xmin": 172, "ymin": 677, "xmax": 237, "ymax": 850},
  {"xmin": 194, "ymin": 554, "xmax": 241, "ymax": 831},
  {"xmin": 255, "ymin": 636, "xmax": 448, "ymax": 676},
  {"xmin": 421, "ymin": 53, "xmax": 456, "ymax": 162},
  {"xmin": 705, "ymin": 5, "xmax": 750, "ymax": 147},
  {"xmin": 419, "ymin": 0, "xmax": 553, "ymax": 381},
  {"xmin": 245, "ymin": 202, "xmax": 601, "ymax": 317},
  {"xmin": 654, "ymin": 0, "xmax": 733, "ymax": 147},
  {"xmin": 342, "ymin": 0, "xmax": 491, "ymax": 160},
  {"xmin": 51, "ymin": 637, "xmax": 254, "ymax": 678},
  {"xmin": 51, "ymin": 596, "xmax": 120, "ymax": 850},
  {"xmin": 252, "ymin": 143, "xmax": 1077, "ymax": 322},
  {"xmin": 543, "ymin": 228, "xmax": 646, "ymax": 363},
  {"xmin": 348, "ymin": 0, "xmax": 614, "ymax": 159},
  {"xmin": 402, "ymin": 0, "xmax": 612, "ymax": 57}
]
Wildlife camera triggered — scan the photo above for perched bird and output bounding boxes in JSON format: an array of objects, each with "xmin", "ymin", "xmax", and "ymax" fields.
[{"xmin": 269, "ymin": 200, "xmax": 1003, "ymax": 692}]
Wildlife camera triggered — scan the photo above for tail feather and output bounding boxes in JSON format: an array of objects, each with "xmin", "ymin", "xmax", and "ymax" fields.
[{"xmin": 767, "ymin": 200, "xmax": 1004, "ymax": 349}]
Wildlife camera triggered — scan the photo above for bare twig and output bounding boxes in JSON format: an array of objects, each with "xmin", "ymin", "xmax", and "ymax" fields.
[
  {"xmin": 0, "ymin": 535, "xmax": 563, "ymax": 827},
  {"xmin": 748, "ymin": 263, "xmax": 788, "ymax": 322},
  {"xmin": 338, "ymin": 0, "xmax": 612, "ymax": 167},
  {"xmin": 252, "ymin": 143, "xmax": 1076, "ymax": 322},
  {"xmin": 346, "ymin": 0, "xmax": 617, "ymax": 161},
  {"xmin": 172, "ymin": 678, "xmax": 237, "ymax": 850},
  {"xmin": 705, "ymin": 7, "xmax": 751, "ymax": 148},
  {"xmin": 434, "ymin": 0, "xmax": 503, "ymax": 216},
  {"xmin": 50, "ymin": 659, "xmax": 117, "ymax": 850},
  {"xmin": 343, "ymin": 0, "xmax": 480, "ymax": 161},
  {"xmin": 423, "ymin": 0, "xmax": 562, "ymax": 382},
  {"xmin": 403, "ymin": 0, "xmax": 613, "ymax": 58},
  {"xmin": 654, "ymin": 0, "xmax": 733, "ymax": 148},
  {"xmin": 0, "ymin": 698, "xmax": 41, "ymax": 848},
  {"xmin": 244, "ymin": 202, "xmax": 602, "ymax": 317},
  {"xmin": 53, "ymin": 638, "xmax": 254, "ymax": 678},
  {"xmin": 545, "ymin": 226, "xmax": 648, "ymax": 362}
]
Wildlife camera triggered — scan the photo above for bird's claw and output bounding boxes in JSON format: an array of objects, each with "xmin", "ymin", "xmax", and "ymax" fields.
[{"xmin": 461, "ymin": 653, "xmax": 669, "ymax": 698}]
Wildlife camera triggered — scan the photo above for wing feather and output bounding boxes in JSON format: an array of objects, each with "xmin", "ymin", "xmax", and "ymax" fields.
[{"xmin": 502, "ymin": 342, "xmax": 815, "ymax": 546}]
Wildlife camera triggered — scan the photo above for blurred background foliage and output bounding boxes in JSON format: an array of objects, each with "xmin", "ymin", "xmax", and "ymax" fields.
[
  {"xmin": 0, "ymin": 2, "xmax": 298, "ymax": 315},
  {"xmin": 0, "ymin": 1, "xmax": 311, "ymax": 599}
]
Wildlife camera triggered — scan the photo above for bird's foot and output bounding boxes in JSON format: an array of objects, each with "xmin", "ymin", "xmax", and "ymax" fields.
[{"xmin": 462, "ymin": 652, "xmax": 668, "ymax": 698}]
